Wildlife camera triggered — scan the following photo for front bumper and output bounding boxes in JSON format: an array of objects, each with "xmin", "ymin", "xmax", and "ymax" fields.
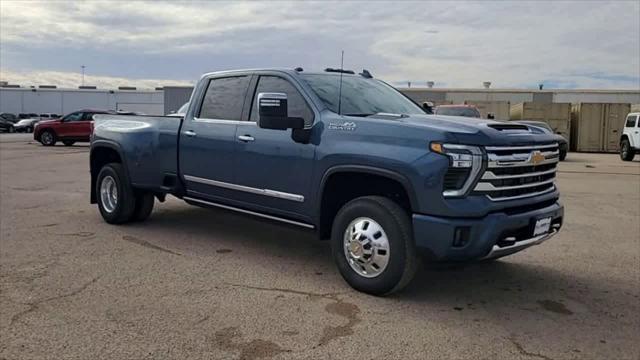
[{"xmin": 412, "ymin": 200, "xmax": 563, "ymax": 261}]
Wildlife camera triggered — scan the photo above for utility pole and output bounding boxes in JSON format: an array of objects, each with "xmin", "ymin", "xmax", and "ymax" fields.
[{"xmin": 81, "ymin": 65, "xmax": 86, "ymax": 86}]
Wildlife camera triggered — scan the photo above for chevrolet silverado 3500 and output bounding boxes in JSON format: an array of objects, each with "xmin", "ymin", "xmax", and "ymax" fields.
[{"xmin": 90, "ymin": 68, "xmax": 564, "ymax": 295}]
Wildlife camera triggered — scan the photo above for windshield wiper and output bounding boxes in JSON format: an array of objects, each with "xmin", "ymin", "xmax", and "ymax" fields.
[
  {"xmin": 344, "ymin": 113, "xmax": 409, "ymax": 118},
  {"xmin": 343, "ymin": 113, "xmax": 374, "ymax": 117}
]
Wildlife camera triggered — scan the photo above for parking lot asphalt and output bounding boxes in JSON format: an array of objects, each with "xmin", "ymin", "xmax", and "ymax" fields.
[{"xmin": 1, "ymin": 133, "xmax": 639, "ymax": 360}]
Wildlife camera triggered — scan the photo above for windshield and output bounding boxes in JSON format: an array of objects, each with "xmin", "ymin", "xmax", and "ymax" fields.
[
  {"xmin": 300, "ymin": 74, "xmax": 423, "ymax": 116},
  {"xmin": 435, "ymin": 107, "xmax": 481, "ymax": 118}
]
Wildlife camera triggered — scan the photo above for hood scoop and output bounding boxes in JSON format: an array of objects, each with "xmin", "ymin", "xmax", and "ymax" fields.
[{"xmin": 487, "ymin": 123, "xmax": 529, "ymax": 132}]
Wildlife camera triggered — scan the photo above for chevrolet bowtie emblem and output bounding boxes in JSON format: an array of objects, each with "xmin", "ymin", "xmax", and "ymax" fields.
[{"xmin": 531, "ymin": 151, "xmax": 546, "ymax": 165}]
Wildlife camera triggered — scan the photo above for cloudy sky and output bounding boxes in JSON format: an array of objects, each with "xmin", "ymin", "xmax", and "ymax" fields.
[{"xmin": 1, "ymin": 1, "xmax": 639, "ymax": 90}]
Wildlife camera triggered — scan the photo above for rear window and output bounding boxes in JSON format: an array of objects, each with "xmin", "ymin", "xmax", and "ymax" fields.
[
  {"xmin": 625, "ymin": 115, "xmax": 637, "ymax": 128},
  {"xmin": 199, "ymin": 76, "xmax": 251, "ymax": 120}
]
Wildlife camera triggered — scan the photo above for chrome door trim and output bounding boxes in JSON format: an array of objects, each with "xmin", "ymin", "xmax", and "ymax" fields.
[
  {"xmin": 193, "ymin": 117, "xmax": 255, "ymax": 125},
  {"xmin": 183, "ymin": 196, "xmax": 314, "ymax": 229},
  {"xmin": 183, "ymin": 174, "xmax": 305, "ymax": 202}
]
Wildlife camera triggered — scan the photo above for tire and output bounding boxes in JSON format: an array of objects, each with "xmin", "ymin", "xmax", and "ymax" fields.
[
  {"xmin": 620, "ymin": 139, "xmax": 635, "ymax": 161},
  {"xmin": 62, "ymin": 140, "xmax": 75, "ymax": 146},
  {"xmin": 331, "ymin": 196, "xmax": 418, "ymax": 296},
  {"xmin": 132, "ymin": 192, "xmax": 154, "ymax": 222},
  {"xmin": 8, "ymin": 126, "xmax": 14, "ymax": 133},
  {"xmin": 40, "ymin": 130, "xmax": 56, "ymax": 146},
  {"xmin": 559, "ymin": 147, "xmax": 567, "ymax": 161},
  {"xmin": 96, "ymin": 163, "xmax": 136, "ymax": 224}
]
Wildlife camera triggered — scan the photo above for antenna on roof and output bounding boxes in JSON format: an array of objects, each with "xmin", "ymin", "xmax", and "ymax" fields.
[{"xmin": 338, "ymin": 50, "xmax": 344, "ymax": 115}]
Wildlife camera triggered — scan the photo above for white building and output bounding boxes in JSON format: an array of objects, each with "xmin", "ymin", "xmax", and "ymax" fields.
[{"xmin": 0, "ymin": 86, "xmax": 165, "ymax": 115}]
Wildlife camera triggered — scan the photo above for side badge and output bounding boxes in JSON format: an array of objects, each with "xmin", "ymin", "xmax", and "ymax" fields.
[{"xmin": 328, "ymin": 121, "xmax": 356, "ymax": 131}]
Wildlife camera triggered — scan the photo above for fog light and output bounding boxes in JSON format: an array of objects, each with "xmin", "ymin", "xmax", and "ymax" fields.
[{"xmin": 453, "ymin": 227, "xmax": 470, "ymax": 248}]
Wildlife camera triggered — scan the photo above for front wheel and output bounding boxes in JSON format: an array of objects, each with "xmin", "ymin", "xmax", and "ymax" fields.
[
  {"xmin": 40, "ymin": 130, "xmax": 56, "ymax": 146},
  {"xmin": 620, "ymin": 139, "xmax": 635, "ymax": 161},
  {"xmin": 331, "ymin": 196, "xmax": 418, "ymax": 296}
]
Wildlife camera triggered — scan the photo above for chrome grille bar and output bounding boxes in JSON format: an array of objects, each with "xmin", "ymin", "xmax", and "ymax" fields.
[
  {"xmin": 475, "ymin": 143, "xmax": 559, "ymax": 201},
  {"xmin": 481, "ymin": 167, "xmax": 557, "ymax": 180}
]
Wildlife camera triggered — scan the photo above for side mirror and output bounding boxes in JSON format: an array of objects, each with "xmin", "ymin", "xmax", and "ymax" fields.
[
  {"xmin": 422, "ymin": 101, "xmax": 434, "ymax": 114},
  {"xmin": 257, "ymin": 92, "xmax": 304, "ymax": 130}
]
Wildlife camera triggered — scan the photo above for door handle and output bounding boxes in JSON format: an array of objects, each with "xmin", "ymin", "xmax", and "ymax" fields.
[
  {"xmin": 238, "ymin": 135, "xmax": 255, "ymax": 142},
  {"xmin": 184, "ymin": 130, "xmax": 196, "ymax": 137}
]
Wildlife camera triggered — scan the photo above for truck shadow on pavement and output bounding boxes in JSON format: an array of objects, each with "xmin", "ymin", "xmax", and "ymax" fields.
[{"xmin": 132, "ymin": 204, "xmax": 628, "ymax": 316}]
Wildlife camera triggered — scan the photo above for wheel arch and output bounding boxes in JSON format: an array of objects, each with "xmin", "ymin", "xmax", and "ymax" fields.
[
  {"xmin": 90, "ymin": 141, "xmax": 129, "ymax": 204},
  {"xmin": 317, "ymin": 165, "xmax": 417, "ymax": 240},
  {"xmin": 36, "ymin": 127, "xmax": 56, "ymax": 141}
]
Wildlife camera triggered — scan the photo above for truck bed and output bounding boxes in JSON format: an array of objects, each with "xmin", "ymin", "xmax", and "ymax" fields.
[{"xmin": 92, "ymin": 114, "xmax": 182, "ymax": 189}]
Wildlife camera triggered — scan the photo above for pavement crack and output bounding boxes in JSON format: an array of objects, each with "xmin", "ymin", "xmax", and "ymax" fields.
[
  {"xmin": 9, "ymin": 276, "xmax": 100, "ymax": 327},
  {"xmin": 224, "ymin": 282, "xmax": 342, "ymax": 300},
  {"xmin": 121, "ymin": 235, "xmax": 181, "ymax": 256},
  {"xmin": 509, "ymin": 337, "xmax": 554, "ymax": 360},
  {"xmin": 225, "ymin": 282, "xmax": 360, "ymax": 348}
]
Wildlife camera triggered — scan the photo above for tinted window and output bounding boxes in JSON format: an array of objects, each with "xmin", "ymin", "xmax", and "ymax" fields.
[
  {"xmin": 625, "ymin": 115, "xmax": 637, "ymax": 128},
  {"xmin": 249, "ymin": 76, "xmax": 314, "ymax": 126},
  {"xmin": 300, "ymin": 74, "xmax": 423, "ymax": 116},
  {"xmin": 435, "ymin": 107, "xmax": 481, "ymax": 118},
  {"xmin": 199, "ymin": 76, "xmax": 251, "ymax": 120},
  {"xmin": 63, "ymin": 112, "xmax": 83, "ymax": 122},
  {"xmin": 83, "ymin": 112, "xmax": 97, "ymax": 121}
]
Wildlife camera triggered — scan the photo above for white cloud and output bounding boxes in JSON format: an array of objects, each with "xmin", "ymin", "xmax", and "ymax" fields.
[
  {"xmin": 1, "ymin": 1, "xmax": 638, "ymax": 89},
  {"xmin": 0, "ymin": 69, "xmax": 192, "ymax": 89}
]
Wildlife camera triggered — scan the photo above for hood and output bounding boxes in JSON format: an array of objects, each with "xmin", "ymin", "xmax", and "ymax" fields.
[
  {"xmin": 36, "ymin": 119, "xmax": 62, "ymax": 126},
  {"xmin": 362, "ymin": 113, "xmax": 559, "ymax": 147}
]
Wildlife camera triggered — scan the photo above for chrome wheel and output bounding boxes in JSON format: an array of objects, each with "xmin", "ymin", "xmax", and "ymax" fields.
[
  {"xmin": 100, "ymin": 175, "xmax": 118, "ymax": 213},
  {"xmin": 343, "ymin": 217, "xmax": 390, "ymax": 278},
  {"xmin": 41, "ymin": 131, "xmax": 53, "ymax": 145}
]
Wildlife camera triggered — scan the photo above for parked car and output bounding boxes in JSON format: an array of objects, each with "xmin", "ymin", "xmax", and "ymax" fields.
[
  {"xmin": 18, "ymin": 113, "xmax": 39, "ymax": 120},
  {"xmin": 90, "ymin": 68, "xmax": 563, "ymax": 295},
  {"xmin": 34, "ymin": 109, "xmax": 113, "ymax": 146},
  {"xmin": 39, "ymin": 113, "xmax": 61, "ymax": 120},
  {"xmin": 620, "ymin": 112, "xmax": 640, "ymax": 161},
  {"xmin": 434, "ymin": 104, "xmax": 481, "ymax": 118},
  {"xmin": 167, "ymin": 102, "xmax": 189, "ymax": 117},
  {"xmin": 13, "ymin": 118, "xmax": 41, "ymax": 133},
  {"xmin": 515, "ymin": 120, "xmax": 568, "ymax": 161},
  {"xmin": 0, "ymin": 119, "xmax": 15, "ymax": 133},
  {"xmin": 1, "ymin": 113, "xmax": 19, "ymax": 123}
]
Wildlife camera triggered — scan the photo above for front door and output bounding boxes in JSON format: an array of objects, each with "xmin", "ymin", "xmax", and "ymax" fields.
[
  {"xmin": 58, "ymin": 111, "xmax": 84, "ymax": 138},
  {"xmin": 179, "ymin": 75, "xmax": 252, "ymax": 200},
  {"xmin": 233, "ymin": 75, "xmax": 316, "ymax": 221}
]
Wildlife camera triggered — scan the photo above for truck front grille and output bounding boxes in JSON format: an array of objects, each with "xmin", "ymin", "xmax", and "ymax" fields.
[{"xmin": 474, "ymin": 143, "xmax": 559, "ymax": 201}]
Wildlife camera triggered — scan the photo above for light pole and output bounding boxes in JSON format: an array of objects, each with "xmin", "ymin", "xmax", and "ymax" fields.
[{"xmin": 81, "ymin": 65, "xmax": 86, "ymax": 86}]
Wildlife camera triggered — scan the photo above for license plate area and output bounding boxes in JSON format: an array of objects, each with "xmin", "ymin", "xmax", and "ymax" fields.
[{"xmin": 533, "ymin": 216, "xmax": 552, "ymax": 237}]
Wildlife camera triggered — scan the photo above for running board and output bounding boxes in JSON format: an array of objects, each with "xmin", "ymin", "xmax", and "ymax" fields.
[{"xmin": 183, "ymin": 196, "xmax": 315, "ymax": 229}]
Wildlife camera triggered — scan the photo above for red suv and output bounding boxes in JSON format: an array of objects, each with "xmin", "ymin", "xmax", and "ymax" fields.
[{"xmin": 34, "ymin": 109, "xmax": 112, "ymax": 146}]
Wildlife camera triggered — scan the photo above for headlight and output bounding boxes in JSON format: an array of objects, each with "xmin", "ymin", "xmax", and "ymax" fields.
[{"xmin": 431, "ymin": 143, "xmax": 483, "ymax": 197}]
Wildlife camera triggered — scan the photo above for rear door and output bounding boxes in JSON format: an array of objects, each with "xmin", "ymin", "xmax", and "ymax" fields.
[
  {"xmin": 76, "ymin": 111, "xmax": 98, "ymax": 139},
  {"xmin": 232, "ymin": 74, "xmax": 317, "ymax": 220},
  {"xmin": 180, "ymin": 74, "xmax": 252, "ymax": 199}
]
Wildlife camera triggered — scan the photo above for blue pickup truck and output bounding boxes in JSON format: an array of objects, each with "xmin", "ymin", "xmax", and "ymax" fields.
[{"xmin": 90, "ymin": 68, "xmax": 563, "ymax": 295}]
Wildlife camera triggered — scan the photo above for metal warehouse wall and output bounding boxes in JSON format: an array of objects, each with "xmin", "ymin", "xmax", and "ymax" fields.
[
  {"xmin": 399, "ymin": 88, "xmax": 640, "ymax": 105},
  {"xmin": 163, "ymin": 86, "xmax": 194, "ymax": 115},
  {"xmin": 0, "ymin": 88, "xmax": 165, "ymax": 115}
]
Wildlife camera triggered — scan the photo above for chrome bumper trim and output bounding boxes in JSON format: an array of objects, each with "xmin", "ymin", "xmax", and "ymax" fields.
[{"xmin": 481, "ymin": 224, "xmax": 560, "ymax": 260}]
